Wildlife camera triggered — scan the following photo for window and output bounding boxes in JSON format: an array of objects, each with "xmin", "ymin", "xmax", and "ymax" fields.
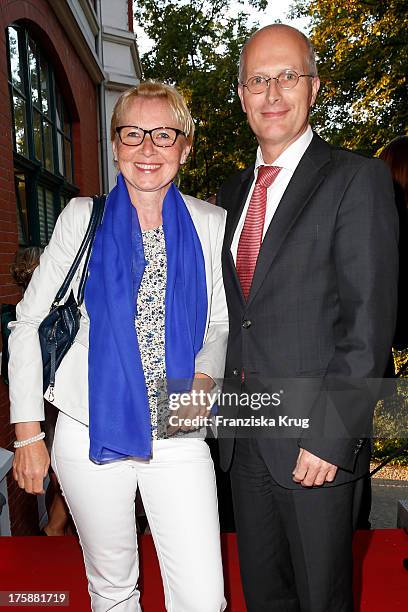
[{"xmin": 6, "ymin": 24, "xmax": 78, "ymax": 246}]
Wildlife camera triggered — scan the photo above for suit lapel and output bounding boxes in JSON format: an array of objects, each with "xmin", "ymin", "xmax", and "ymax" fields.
[
  {"xmin": 223, "ymin": 165, "xmax": 254, "ymax": 303},
  {"xmin": 224, "ymin": 165, "xmax": 254, "ymax": 252},
  {"xmin": 246, "ymin": 134, "xmax": 332, "ymax": 307}
]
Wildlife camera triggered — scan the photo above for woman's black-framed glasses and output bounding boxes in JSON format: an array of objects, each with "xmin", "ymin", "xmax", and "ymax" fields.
[
  {"xmin": 116, "ymin": 126, "xmax": 186, "ymax": 147},
  {"xmin": 241, "ymin": 70, "xmax": 315, "ymax": 94}
]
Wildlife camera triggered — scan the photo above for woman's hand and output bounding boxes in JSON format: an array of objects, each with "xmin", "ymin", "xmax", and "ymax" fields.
[
  {"xmin": 167, "ymin": 373, "xmax": 215, "ymax": 436},
  {"xmin": 13, "ymin": 423, "xmax": 50, "ymax": 494}
]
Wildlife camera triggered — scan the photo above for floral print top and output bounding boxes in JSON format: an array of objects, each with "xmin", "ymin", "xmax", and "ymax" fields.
[{"xmin": 135, "ymin": 226, "xmax": 168, "ymax": 440}]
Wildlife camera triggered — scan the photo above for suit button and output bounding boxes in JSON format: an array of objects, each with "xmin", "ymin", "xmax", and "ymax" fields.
[
  {"xmin": 242, "ymin": 319, "xmax": 252, "ymax": 329},
  {"xmin": 232, "ymin": 369, "xmax": 239, "ymax": 376}
]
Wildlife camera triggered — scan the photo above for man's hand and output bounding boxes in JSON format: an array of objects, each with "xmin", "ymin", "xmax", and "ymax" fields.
[
  {"xmin": 292, "ymin": 448, "xmax": 338, "ymax": 487},
  {"xmin": 167, "ymin": 373, "xmax": 215, "ymax": 436}
]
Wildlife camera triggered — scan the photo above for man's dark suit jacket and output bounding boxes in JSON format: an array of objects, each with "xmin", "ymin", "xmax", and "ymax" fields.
[{"xmin": 217, "ymin": 133, "xmax": 399, "ymax": 489}]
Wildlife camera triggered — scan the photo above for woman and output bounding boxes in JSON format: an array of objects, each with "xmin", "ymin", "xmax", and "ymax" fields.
[{"xmin": 9, "ymin": 81, "xmax": 228, "ymax": 612}]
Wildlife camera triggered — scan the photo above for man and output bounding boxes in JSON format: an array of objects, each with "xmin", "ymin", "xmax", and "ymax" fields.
[{"xmin": 217, "ymin": 24, "xmax": 398, "ymax": 611}]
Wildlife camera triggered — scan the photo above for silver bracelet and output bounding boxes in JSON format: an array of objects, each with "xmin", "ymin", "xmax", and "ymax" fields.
[{"xmin": 13, "ymin": 432, "xmax": 45, "ymax": 449}]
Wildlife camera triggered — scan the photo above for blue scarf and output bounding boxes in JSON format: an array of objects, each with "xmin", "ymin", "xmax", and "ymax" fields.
[{"xmin": 85, "ymin": 173, "xmax": 207, "ymax": 463}]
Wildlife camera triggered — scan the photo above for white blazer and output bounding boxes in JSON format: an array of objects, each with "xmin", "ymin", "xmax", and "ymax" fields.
[{"xmin": 9, "ymin": 195, "xmax": 228, "ymax": 425}]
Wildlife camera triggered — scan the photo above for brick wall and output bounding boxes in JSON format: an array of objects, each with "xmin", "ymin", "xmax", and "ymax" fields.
[{"xmin": 0, "ymin": 0, "xmax": 101, "ymax": 534}]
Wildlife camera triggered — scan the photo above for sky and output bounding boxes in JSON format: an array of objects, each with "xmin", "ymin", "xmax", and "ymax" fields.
[
  {"xmin": 242, "ymin": 0, "xmax": 309, "ymax": 32},
  {"xmin": 134, "ymin": 1, "xmax": 310, "ymax": 57}
]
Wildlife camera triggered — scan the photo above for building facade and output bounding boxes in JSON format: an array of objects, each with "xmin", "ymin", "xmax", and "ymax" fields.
[{"xmin": 0, "ymin": 0, "xmax": 141, "ymax": 534}]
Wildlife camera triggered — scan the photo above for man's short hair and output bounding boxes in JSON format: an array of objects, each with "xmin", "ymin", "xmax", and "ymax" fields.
[{"xmin": 238, "ymin": 24, "xmax": 318, "ymax": 83}]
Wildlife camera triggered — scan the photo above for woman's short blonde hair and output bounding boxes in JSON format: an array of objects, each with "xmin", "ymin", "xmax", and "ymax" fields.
[{"xmin": 110, "ymin": 81, "xmax": 195, "ymax": 146}]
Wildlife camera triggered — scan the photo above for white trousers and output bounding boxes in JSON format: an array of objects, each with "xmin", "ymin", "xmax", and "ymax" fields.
[{"xmin": 51, "ymin": 412, "xmax": 226, "ymax": 612}]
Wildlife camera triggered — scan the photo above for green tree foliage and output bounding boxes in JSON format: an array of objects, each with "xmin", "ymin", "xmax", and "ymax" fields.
[
  {"xmin": 134, "ymin": 0, "xmax": 267, "ymax": 198},
  {"xmin": 291, "ymin": 0, "xmax": 408, "ymax": 154}
]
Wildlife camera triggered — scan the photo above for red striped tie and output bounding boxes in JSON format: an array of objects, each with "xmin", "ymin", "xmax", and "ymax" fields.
[{"xmin": 236, "ymin": 165, "xmax": 281, "ymax": 299}]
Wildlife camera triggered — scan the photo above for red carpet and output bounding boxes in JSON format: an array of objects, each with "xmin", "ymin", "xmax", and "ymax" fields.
[{"xmin": 0, "ymin": 530, "xmax": 406, "ymax": 610}]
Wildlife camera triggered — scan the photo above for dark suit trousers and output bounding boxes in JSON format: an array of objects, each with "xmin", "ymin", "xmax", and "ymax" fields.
[{"xmin": 230, "ymin": 438, "xmax": 355, "ymax": 612}]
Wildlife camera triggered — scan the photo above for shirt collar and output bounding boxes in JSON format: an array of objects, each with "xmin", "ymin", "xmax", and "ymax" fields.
[{"xmin": 255, "ymin": 125, "xmax": 313, "ymax": 172}]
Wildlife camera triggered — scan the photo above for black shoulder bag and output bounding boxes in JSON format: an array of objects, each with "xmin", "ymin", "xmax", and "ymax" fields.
[{"xmin": 38, "ymin": 195, "xmax": 106, "ymax": 398}]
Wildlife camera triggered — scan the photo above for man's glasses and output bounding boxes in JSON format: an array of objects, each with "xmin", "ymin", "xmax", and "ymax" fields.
[
  {"xmin": 241, "ymin": 70, "xmax": 315, "ymax": 94},
  {"xmin": 116, "ymin": 126, "xmax": 186, "ymax": 147}
]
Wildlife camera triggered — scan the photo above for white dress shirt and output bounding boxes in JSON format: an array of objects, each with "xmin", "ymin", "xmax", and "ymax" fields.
[{"xmin": 231, "ymin": 126, "xmax": 313, "ymax": 262}]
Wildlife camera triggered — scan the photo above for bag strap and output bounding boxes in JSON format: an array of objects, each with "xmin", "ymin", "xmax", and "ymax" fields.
[
  {"xmin": 51, "ymin": 195, "xmax": 106, "ymax": 308},
  {"xmin": 77, "ymin": 195, "xmax": 106, "ymax": 305}
]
